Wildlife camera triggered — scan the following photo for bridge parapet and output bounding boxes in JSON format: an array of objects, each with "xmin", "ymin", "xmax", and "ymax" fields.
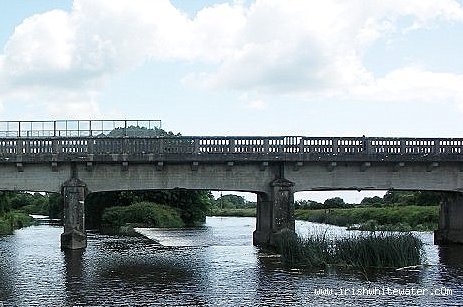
[{"xmin": 0, "ymin": 136, "xmax": 462, "ymax": 162}]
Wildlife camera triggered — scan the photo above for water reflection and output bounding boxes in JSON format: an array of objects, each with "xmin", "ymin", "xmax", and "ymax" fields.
[{"xmin": 64, "ymin": 249, "xmax": 85, "ymax": 305}]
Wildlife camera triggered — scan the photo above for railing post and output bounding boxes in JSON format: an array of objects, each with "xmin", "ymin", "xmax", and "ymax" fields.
[
  {"xmin": 365, "ymin": 137, "xmax": 372, "ymax": 154},
  {"xmin": 16, "ymin": 139, "xmax": 23, "ymax": 155},
  {"xmin": 229, "ymin": 139, "xmax": 235, "ymax": 153},
  {"xmin": 434, "ymin": 139, "xmax": 441, "ymax": 154},
  {"xmin": 400, "ymin": 139, "xmax": 406, "ymax": 154},
  {"xmin": 298, "ymin": 137, "xmax": 304, "ymax": 154},
  {"xmin": 87, "ymin": 139, "xmax": 94, "ymax": 154},
  {"xmin": 264, "ymin": 138, "xmax": 269, "ymax": 153},
  {"xmin": 194, "ymin": 137, "xmax": 200, "ymax": 154},
  {"xmin": 332, "ymin": 138, "xmax": 338, "ymax": 154},
  {"xmin": 52, "ymin": 139, "xmax": 60, "ymax": 154}
]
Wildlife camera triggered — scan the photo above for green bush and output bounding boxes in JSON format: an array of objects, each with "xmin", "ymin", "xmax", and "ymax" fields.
[
  {"xmin": 0, "ymin": 211, "xmax": 34, "ymax": 235},
  {"xmin": 102, "ymin": 202, "xmax": 185, "ymax": 228}
]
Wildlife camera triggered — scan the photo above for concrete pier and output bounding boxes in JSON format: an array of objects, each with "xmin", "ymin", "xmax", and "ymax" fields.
[
  {"xmin": 435, "ymin": 192, "xmax": 463, "ymax": 244},
  {"xmin": 61, "ymin": 178, "xmax": 87, "ymax": 250},
  {"xmin": 253, "ymin": 179, "xmax": 295, "ymax": 247}
]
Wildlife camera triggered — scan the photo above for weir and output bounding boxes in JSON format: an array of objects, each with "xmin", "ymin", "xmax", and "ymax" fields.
[{"xmin": 0, "ymin": 120, "xmax": 462, "ymax": 249}]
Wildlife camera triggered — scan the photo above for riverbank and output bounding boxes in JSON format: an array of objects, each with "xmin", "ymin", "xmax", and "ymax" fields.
[
  {"xmin": 0, "ymin": 210, "xmax": 35, "ymax": 235},
  {"xmin": 296, "ymin": 206, "xmax": 438, "ymax": 231},
  {"xmin": 209, "ymin": 206, "xmax": 438, "ymax": 231},
  {"xmin": 209, "ymin": 208, "xmax": 256, "ymax": 217}
]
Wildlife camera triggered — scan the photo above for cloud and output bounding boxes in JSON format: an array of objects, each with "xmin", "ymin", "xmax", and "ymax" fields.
[
  {"xmin": 350, "ymin": 66, "xmax": 463, "ymax": 106},
  {"xmin": 1, "ymin": 0, "xmax": 463, "ymax": 117}
]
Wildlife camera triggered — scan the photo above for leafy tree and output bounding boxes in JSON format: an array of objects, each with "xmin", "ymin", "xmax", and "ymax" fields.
[
  {"xmin": 324, "ymin": 197, "xmax": 347, "ymax": 208},
  {"xmin": 294, "ymin": 200, "xmax": 324, "ymax": 210},
  {"xmin": 361, "ymin": 196, "xmax": 383, "ymax": 207},
  {"xmin": 383, "ymin": 190, "xmax": 440, "ymax": 206}
]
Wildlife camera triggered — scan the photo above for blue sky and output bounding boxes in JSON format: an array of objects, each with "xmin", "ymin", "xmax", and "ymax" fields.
[{"xmin": 1, "ymin": 0, "xmax": 463, "ymax": 202}]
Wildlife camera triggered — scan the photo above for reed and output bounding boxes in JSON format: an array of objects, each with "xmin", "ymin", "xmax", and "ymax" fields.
[{"xmin": 276, "ymin": 231, "xmax": 424, "ymax": 269}]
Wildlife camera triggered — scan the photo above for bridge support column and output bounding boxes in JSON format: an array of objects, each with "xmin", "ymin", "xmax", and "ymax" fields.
[
  {"xmin": 253, "ymin": 178, "xmax": 295, "ymax": 247},
  {"xmin": 435, "ymin": 192, "xmax": 463, "ymax": 244},
  {"xmin": 61, "ymin": 178, "xmax": 87, "ymax": 250}
]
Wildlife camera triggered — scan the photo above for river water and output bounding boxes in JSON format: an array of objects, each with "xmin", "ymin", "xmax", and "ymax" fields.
[{"xmin": 0, "ymin": 217, "xmax": 462, "ymax": 306}]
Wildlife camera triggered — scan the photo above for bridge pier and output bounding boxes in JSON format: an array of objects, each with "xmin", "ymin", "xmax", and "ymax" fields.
[
  {"xmin": 253, "ymin": 178, "xmax": 295, "ymax": 248},
  {"xmin": 435, "ymin": 192, "xmax": 463, "ymax": 245},
  {"xmin": 61, "ymin": 178, "xmax": 87, "ymax": 250}
]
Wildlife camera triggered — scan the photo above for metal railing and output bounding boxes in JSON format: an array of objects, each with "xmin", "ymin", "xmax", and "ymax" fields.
[
  {"xmin": 0, "ymin": 120, "xmax": 162, "ymax": 138},
  {"xmin": 0, "ymin": 136, "xmax": 462, "ymax": 157}
]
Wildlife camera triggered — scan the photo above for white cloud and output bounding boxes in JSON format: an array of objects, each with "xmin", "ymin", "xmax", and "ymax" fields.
[
  {"xmin": 1, "ymin": 0, "xmax": 463, "ymax": 117},
  {"xmin": 350, "ymin": 67, "xmax": 463, "ymax": 107}
]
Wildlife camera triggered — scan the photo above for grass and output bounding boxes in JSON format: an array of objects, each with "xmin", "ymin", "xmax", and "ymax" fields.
[
  {"xmin": 295, "ymin": 206, "xmax": 438, "ymax": 231},
  {"xmin": 209, "ymin": 208, "xmax": 256, "ymax": 217},
  {"xmin": 102, "ymin": 201, "xmax": 185, "ymax": 228},
  {"xmin": 276, "ymin": 230, "xmax": 424, "ymax": 269},
  {"xmin": 0, "ymin": 211, "xmax": 35, "ymax": 235}
]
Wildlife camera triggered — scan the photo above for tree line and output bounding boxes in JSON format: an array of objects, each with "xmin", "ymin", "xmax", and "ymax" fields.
[{"xmin": 295, "ymin": 190, "xmax": 441, "ymax": 210}]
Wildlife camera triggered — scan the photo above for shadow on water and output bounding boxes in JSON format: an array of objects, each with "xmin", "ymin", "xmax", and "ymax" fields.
[
  {"xmin": 63, "ymin": 249, "xmax": 85, "ymax": 306},
  {"xmin": 437, "ymin": 244, "xmax": 463, "ymax": 288},
  {"xmin": 62, "ymin": 232, "xmax": 210, "ymax": 306},
  {"xmin": 438, "ymin": 245, "xmax": 463, "ymax": 268}
]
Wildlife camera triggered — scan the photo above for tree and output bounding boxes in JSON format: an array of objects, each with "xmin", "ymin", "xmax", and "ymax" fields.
[
  {"xmin": 360, "ymin": 196, "xmax": 383, "ymax": 207},
  {"xmin": 324, "ymin": 197, "xmax": 346, "ymax": 208}
]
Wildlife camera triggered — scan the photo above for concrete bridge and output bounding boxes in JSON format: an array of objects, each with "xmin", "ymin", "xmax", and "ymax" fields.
[{"xmin": 0, "ymin": 120, "xmax": 462, "ymax": 249}]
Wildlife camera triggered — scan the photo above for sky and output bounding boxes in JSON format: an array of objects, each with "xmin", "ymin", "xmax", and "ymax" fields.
[{"xmin": 1, "ymin": 0, "xmax": 463, "ymax": 202}]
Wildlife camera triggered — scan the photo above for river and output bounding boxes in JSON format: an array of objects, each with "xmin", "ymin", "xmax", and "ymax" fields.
[{"xmin": 0, "ymin": 217, "xmax": 462, "ymax": 306}]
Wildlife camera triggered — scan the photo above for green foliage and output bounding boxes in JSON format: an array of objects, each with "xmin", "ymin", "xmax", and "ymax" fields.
[
  {"xmin": 295, "ymin": 199, "xmax": 324, "ymax": 210},
  {"xmin": 0, "ymin": 191, "xmax": 63, "ymax": 221},
  {"xmin": 211, "ymin": 194, "xmax": 255, "ymax": 209},
  {"xmin": 360, "ymin": 196, "xmax": 383, "ymax": 207},
  {"xmin": 209, "ymin": 208, "xmax": 256, "ymax": 217},
  {"xmin": 102, "ymin": 202, "xmax": 184, "ymax": 228},
  {"xmin": 87, "ymin": 189, "xmax": 211, "ymax": 228},
  {"xmin": 276, "ymin": 231, "xmax": 424, "ymax": 269},
  {"xmin": 381, "ymin": 190, "xmax": 440, "ymax": 207},
  {"xmin": 0, "ymin": 210, "xmax": 34, "ymax": 235},
  {"xmin": 107, "ymin": 125, "xmax": 179, "ymax": 137},
  {"xmin": 0, "ymin": 192, "xmax": 10, "ymax": 215},
  {"xmin": 324, "ymin": 197, "xmax": 352, "ymax": 209},
  {"xmin": 333, "ymin": 232, "xmax": 423, "ymax": 269},
  {"xmin": 295, "ymin": 206, "xmax": 439, "ymax": 231}
]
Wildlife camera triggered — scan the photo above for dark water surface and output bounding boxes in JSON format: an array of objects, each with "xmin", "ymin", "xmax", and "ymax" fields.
[{"xmin": 0, "ymin": 217, "xmax": 462, "ymax": 306}]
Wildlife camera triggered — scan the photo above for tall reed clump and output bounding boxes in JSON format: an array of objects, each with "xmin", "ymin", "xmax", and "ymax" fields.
[
  {"xmin": 276, "ymin": 230, "xmax": 332, "ymax": 267},
  {"xmin": 333, "ymin": 232, "xmax": 424, "ymax": 269},
  {"xmin": 276, "ymin": 231, "xmax": 424, "ymax": 269}
]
